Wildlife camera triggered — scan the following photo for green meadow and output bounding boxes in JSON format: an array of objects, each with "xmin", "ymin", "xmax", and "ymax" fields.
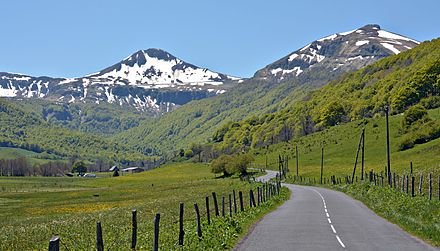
[
  {"xmin": 0, "ymin": 162, "xmax": 288, "ymax": 250},
  {"xmin": 253, "ymin": 108, "xmax": 440, "ymax": 179}
]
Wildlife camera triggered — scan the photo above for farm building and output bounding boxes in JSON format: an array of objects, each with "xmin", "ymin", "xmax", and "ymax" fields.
[
  {"xmin": 122, "ymin": 167, "xmax": 144, "ymax": 173},
  {"xmin": 109, "ymin": 166, "xmax": 119, "ymax": 172}
]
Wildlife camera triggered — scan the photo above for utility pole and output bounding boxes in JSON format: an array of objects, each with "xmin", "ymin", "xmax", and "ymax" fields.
[
  {"xmin": 295, "ymin": 145, "xmax": 299, "ymax": 177},
  {"xmin": 352, "ymin": 129, "xmax": 364, "ymax": 183},
  {"xmin": 385, "ymin": 107, "xmax": 392, "ymax": 186},
  {"xmin": 361, "ymin": 128, "xmax": 365, "ymax": 180},
  {"xmin": 320, "ymin": 144, "xmax": 324, "ymax": 184}
]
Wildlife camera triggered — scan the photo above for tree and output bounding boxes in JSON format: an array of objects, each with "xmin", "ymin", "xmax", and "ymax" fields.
[
  {"xmin": 211, "ymin": 155, "xmax": 233, "ymax": 176},
  {"xmin": 319, "ymin": 101, "xmax": 347, "ymax": 127},
  {"xmin": 72, "ymin": 161, "xmax": 87, "ymax": 176},
  {"xmin": 190, "ymin": 143, "xmax": 203, "ymax": 162},
  {"xmin": 232, "ymin": 153, "xmax": 254, "ymax": 175},
  {"xmin": 184, "ymin": 149, "xmax": 194, "ymax": 158},
  {"xmin": 178, "ymin": 149, "xmax": 185, "ymax": 157},
  {"xmin": 401, "ymin": 104, "xmax": 430, "ymax": 130}
]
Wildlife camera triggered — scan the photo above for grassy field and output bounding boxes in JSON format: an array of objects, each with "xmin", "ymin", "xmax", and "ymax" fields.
[
  {"xmin": 0, "ymin": 147, "xmax": 64, "ymax": 164},
  {"xmin": 0, "ymin": 162, "xmax": 288, "ymax": 250},
  {"xmin": 252, "ymin": 107, "xmax": 440, "ymax": 178}
]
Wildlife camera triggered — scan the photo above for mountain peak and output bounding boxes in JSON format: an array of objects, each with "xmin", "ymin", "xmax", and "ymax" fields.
[
  {"xmin": 143, "ymin": 48, "xmax": 176, "ymax": 61},
  {"xmin": 254, "ymin": 24, "xmax": 419, "ymax": 82},
  {"xmin": 360, "ymin": 24, "xmax": 381, "ymax": 31}
]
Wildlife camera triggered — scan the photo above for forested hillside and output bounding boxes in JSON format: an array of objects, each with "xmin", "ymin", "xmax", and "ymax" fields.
[
  {"xmin": 0, "ymin": 99, "xmax": 147, "ymax": 162},
  {"xmin": 8, "ymin": 99, "xmax": 151, "ymax": 135},
  {"xmin": 214, "ymin": 39, "xmax": 440, "ymax": 152}
]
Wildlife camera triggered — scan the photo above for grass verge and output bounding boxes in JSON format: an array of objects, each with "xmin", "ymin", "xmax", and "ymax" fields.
[{"xmin": 334, "ymin": 182, "xmax": 439, "ymax": 246}]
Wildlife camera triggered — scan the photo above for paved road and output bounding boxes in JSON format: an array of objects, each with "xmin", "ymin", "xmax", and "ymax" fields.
[{"xmin": 236, "ymin": 170, "xmax": 438, "ymax": 251}]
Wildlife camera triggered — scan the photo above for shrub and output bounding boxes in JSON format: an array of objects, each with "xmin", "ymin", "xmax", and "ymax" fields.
[
  {"xmin": 211, "ymin": 155, "xmax": 233, "ymax": 176},
  {"xmin": 398, "ymin": 120, "xmax": 440, "ymax": 150},
  {"xmin": 401, "ymin": 105, "xmax": 430, "ymax": 130}
]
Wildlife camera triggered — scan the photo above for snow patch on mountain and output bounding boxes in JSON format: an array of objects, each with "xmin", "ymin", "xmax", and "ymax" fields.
[
  {"xmin": 0, "ymin": 87, "xmax": 17, "ymax": 97},
  {"xmin": 381, "ymin": 43, "xmax": 401, "ymax": 54},
  {"xmin": 356, "ymin": 40, "xmax": 370, "ymax": 46},
  {"xmin": 377, "ymin": 30, "xmax": 419, "ymax": 44}
]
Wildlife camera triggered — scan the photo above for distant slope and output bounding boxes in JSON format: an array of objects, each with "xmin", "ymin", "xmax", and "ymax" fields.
[
  {"xmin": 0, "ymin": 98, "xmax": 147, "ymax": 161},
  {"xmin": 114, "ymin": 25, "xmax": 419, "ymax": 155},
  {"xmin": 7, "ymin": 98, "xmax": 151, "ymax": 135},
  {"xmin": 214, "ymin": 38, "xmax": 440, "ymax": 151}
]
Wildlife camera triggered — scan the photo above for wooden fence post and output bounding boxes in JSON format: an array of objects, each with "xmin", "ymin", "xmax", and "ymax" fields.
[
  {"xmin": 277, "ymin": 181, "xmax": 281, "ymax": 195},
  {"xmin": 429, "ymin": 173, "xmax": 432, "ymax": 200},
  {"xmin": 401, "ymin": 175, "xmax": 405, "ymax": 192},
  {"xmin": 212, "ymin": 192, "xmax": 219, "ymax": 216},
  {"xmin": 257, "ymin": 187, "xmax": 261, "ymax": 206},
  {"xmin": 239, "ymin": 191, "xmax": 244, "ymax": 212},
  {"xmin": 222, "ymin": 196, "xmax": 225, "ymax": 217},
  {"xmin": 393, "ymin": 173, "xmax": 396, "ymax": 188},
  {"xmin": 229, "ymin": 194, "xmax": 232, "ymax": 216},
  {"xmin": 205, "ymin": 196, "xmax": 210, "ymax": 225},
  {"xmin": 419, "ymin": 175, "xmax": 423, "ymax": 195},
  {"xmin": 268, "ymin": 184, "xmax": 272, "ymax": 198},
  {"xmin": 250, "ymin": 189, "xmax": 256, "ymax": 207},
  {"xmin": 153, "ymin": 213, "xmax": 160, "ymax": 251},
  {"xmin": 194, "ymin": 204, "xmax": 202, "ymax": 238},
  {"xmin": 411, "ymin": 176, "xmax": 415, "ymax": 197},
  {"xmin": 131, "ymin": 209, "xmax": 137, "ymax": 250},
  {"xmin": 179, "ymin": 203, "xmax": 184, "ymax": 246},
  {"xmin": 48, "ymin": 236, "xmax": 60, "ymax": 251},
  {"xmin": 406, "ymin": 175, "xmax": 409, "ymax": 194},
  {"xmin": 233, "ymin": 190, "xmax": 237, "ymax": 213},
  {"xmin": 96, "ymin": 221, "xmax": 104, "ymax": 251},
  {"xmin": 249, "ymin": 190, "xmax": 253, "ymax": 208}
]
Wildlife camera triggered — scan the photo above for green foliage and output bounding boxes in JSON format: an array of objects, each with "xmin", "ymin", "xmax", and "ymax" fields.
[
  {"xmin": 71, "ymin": 161, "xmax": 87, "ymax": 175},
  {"xmin": 9, "ymin": 99, "xmax": 151, "ymax": 135},
  {"xmin": 184, "ymin": 149, "xmax": 194, "ymax": 158},
  {"xmin": 211, "ymin": 153, "xmax": 254, "ymax": 176},
  {"xmin": 398, "ymin": 105, "xmax": 440, "ymax": 150},
  {"xmin": 231, "ymin": 153, "xmax": 254, "ymax": 175},
  {"xmin": 213, "ymin": 39, "xmax": 440, "ymax": 151},
  {"xmin": 211, "ymin": 154, "xmax": 233, "ymax": 176},
  {"xmin": 401, "ymin": 104, "xmax": 430, "ymax": 130},
  {"xmin": 0, "ymin": 98, "xmax": 150, "ymax": 163},
  {"xmin": 398, "ymin": 120, "xmax": 440, "ymax": 150},
  {"xmin": 318, "ymin": 100, "xmax": 348, "ymax": 127},
  {"xmin": 338, "ymin": 183, "xmax": 440, "ymax": 246}
]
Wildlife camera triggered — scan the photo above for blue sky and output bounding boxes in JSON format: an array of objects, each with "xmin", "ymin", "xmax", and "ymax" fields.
[{"xmin": 0, "ymin": 0, "xmax": 439, "ymax": 78}]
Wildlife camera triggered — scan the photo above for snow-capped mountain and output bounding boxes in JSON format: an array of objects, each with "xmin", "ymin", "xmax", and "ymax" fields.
[
  {"xmin": 254, "ymin": 24, "xmax": 419, "ymax": 84},
  {"xmin": 0, "ymin": 48, "xmax": 240, "ymax": 113}
]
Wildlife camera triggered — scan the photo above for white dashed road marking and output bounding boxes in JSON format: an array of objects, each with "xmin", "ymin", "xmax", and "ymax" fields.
[{"xmin": 310, "ymin": 188, "xmax": 346, "ymax": 249}]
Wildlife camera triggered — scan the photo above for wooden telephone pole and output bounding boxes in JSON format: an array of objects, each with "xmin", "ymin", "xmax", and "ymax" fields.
[{"xmin": 385, "ymin": 107, "xmax": 392, "ymax": 186}]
